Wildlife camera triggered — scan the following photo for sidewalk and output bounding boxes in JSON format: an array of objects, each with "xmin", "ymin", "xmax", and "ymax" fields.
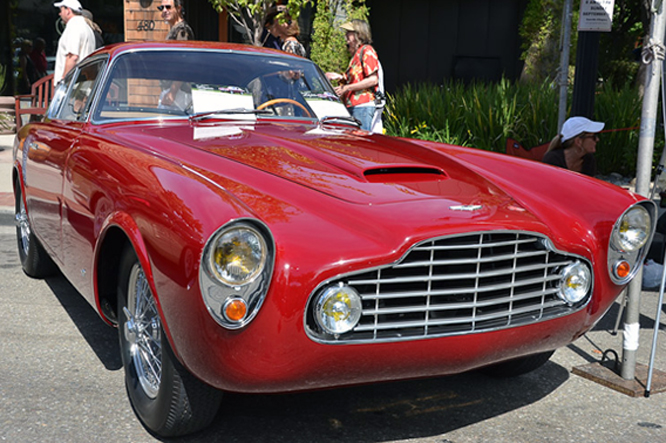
[{"xmin": 0, "ymin": 133, "xmax": 14, "ymax": 213}]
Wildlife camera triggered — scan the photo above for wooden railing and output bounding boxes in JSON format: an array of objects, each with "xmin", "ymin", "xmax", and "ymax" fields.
[{"xmin": 14, "ymin": 74, "xmax": 55, "ymax": 132}]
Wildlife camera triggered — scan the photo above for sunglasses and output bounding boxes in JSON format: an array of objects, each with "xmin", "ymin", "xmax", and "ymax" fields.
[
  {"xmin": 581, "ymin": 134, "xmax": 599, "ymax": 141},
  {"xmin": 157, "ymin": 5, "xmax": 172, "ymax": 11}
]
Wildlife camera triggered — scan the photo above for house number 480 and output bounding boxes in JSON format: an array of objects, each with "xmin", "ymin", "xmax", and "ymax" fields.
[{"xmin": 137, "ymin": 20, "xmax": 156, "ymax": 32}]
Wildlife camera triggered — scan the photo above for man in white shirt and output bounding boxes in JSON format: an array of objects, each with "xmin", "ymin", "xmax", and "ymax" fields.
[{"xmin": 53, "ymin": 0, "xmax": 95, "ymax": 83}]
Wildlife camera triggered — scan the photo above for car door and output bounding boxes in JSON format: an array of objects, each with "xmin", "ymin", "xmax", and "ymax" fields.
[
  {"xmin": 58, "ymin": 59, "xmax": 107, "ymax": 296},
  {"xmin": 23, "ymin": 59, "xmax": 106, "ymax": 274},
  {"xmin": 23, "ymin": 71, "xmax": 75, "ymax": 263}
]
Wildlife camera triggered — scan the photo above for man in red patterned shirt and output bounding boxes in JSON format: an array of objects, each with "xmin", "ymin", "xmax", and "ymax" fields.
[{"xmin": 326, "ymin": 20, "xmax": 381, "ymax": 132}]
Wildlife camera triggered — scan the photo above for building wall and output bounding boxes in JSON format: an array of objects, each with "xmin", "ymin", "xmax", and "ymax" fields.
[
  {"xmin": 121, "ymin": 0, "xmax": 219, "ymax": 42},
  {"xmin": 367, "ymin": 0, "xmax": 528, "ymax": 92},
  {"xmin": 125, "ymin": 0, "xmax": 169, "ymax": 41},
  {"xmin": 3, "ymin": 0, "xmax": 527, "ymax": 96}
]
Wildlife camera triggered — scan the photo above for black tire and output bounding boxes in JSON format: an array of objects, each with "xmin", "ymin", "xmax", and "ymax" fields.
[
  {"xmin": 14, "ymin": 181, "xmax": 57, "ymax": 278},
  {"xmin": 117, "ymin": 247, "xmax": 222, "ymax": 437},
  {"xmin": 480, "ymin": 350, "xmax": 555, "ymax": 378}
]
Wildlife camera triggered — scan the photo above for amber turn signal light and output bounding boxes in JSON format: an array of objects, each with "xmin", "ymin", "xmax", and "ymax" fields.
[
  {"xmin": 223, "ymin": 298, "xmax": 248, "ymax": 322},
  {"xmin": 614, "ymin": 260, "xmax": 631, "ymax": 279}
]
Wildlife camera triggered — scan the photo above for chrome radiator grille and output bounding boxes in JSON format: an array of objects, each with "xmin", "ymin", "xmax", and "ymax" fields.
[{"xmin": 306, "ymin": 231, "xmax": 591, "ymax": 343}]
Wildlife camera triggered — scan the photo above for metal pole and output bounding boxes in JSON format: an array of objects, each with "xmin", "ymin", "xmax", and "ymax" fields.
[
  {"xmin": 646, "ymin": 56, "xmax": 666, "ymax": 396},
  {"xmin": 622, "ymin": 1, "xmax": 666, "ymax": 380},
  {"xmin": 646, "ymin": 242, "xmax": 666, "ymax": 396},
  {"xmin": 558, "ymin": 0, "xmax": 573, "ymax": 132}
]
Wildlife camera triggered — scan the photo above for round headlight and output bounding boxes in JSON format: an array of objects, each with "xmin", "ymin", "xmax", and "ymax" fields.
[
  {"xmin": 613, "ymin": 206, "xmax": 651, "ymax": 252},
  {"xmin": 559, "ymin": 261, "xmax": 591, "ymax": 305},
  {"xmin": 208, "ymin": 226, "xmax": 267, "ymax": 286},
  {"xmin": 315, "ymin": 285, "xmax": 362, "ymax": 335}
]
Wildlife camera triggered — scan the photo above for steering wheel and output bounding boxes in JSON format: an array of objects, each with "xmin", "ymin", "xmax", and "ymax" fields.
[{"xmin": 257, "ymin": 98, "xmax": 312, "ymax": 118}]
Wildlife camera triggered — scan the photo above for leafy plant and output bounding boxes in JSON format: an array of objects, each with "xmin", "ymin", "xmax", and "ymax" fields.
[
  {"xmin": 0, "ymin": 63, "xmax": 6, "ymax": 95},
  {"xmin": 207, "ymin": 0, "xmax": 312, "ymax": 45},
  {"xmin": 384, "ymin": 78, "xmax": 644, "ymax": 175},
  {"xmin": 309, "ymin": 0, "xmax": 368, "ymax": 74},
  {"xmin": 599, "ymin": 0, "xmax": 646, "ymax": 89},
  {"xmin": 519, "ymin": 0, "xmax": 568, "ymax": 83},
  {"xmin": 0, "ymin": 63, "xmax": 11, "ymax": 130},
  {"xmin": 519, "ymin": 0, "xmax": 648, "ymax": 87},
  {"xmin": 309, "ymin": 1, "xmax": 348, "ymax": 73},
  {"xmin": 0, "ymin": 114, "xmax": 10, "ymax": 132},
  {"xmin": 594, "ymin": 81, "xmax": 643, "ymax": 175}
]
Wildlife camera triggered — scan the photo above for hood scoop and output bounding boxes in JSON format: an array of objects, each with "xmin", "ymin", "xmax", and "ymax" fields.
[{"xmin": 363, "ymin": 165, "xmax": 448, "ymax": 183}]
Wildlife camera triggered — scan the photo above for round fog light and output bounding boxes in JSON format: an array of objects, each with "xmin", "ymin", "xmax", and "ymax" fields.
[
  {"xmin": 559, "ymin": 261, "xmax": 591, "ymax": 305},
  {"xmin": 315, "ymin": 285, "xmax": 362, "ymax": 335}
]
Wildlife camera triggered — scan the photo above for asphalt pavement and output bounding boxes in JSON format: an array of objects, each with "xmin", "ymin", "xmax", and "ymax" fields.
[{"xmin": 2, "ymin": 131, "xmax": 666, "ymax": 441}]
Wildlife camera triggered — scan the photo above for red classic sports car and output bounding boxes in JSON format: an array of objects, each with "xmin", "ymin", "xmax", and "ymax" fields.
[{"xmin": 12, "ymin": 41, "xmax": 656, "ymax": 436}]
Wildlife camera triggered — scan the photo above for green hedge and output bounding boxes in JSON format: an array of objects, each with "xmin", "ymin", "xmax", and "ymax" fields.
[{"xmin": 383, "ymin": 79, "xmax": 646, "ymax": 176}]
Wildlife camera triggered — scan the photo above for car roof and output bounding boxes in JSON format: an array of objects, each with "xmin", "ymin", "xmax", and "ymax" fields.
[{"xmin": 90, "ymin": 40, "xmax": 297, "ymax": 61}]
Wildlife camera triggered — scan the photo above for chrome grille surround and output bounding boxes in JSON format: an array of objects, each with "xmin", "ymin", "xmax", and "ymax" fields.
[{"xmin": 305, "ymin": 231, "xmax": 593, "ymax": 344}]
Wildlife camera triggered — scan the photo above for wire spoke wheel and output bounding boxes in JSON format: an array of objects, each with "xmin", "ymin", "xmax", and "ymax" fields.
[
  {"xmin": 123, "ymin": 263, "xmax": 162, "ymax": 399},
  {"xmin": 117, "ymin": 247, "xmax": 223, "ymax": 437},
  {"xmin": 15, "ymin": 192, "xmax": 30, "ymax": 258},
  {"xmin": 14, "ymin": 180, "xmax": 56, "ymax": 278}
]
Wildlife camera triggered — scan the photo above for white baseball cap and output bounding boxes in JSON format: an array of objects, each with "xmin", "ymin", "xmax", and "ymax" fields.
[
  {"xmin": 54, "ymin": 0, "xmax": 83, "ymax": 13},
  {"xmin": 561, "ymin": 116, "xmax": 605, "ymax": 143}
]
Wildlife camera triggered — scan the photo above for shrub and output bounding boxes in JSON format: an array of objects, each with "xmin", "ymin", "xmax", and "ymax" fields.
[
  {"xmin": 310, "ymin": 0, "xmax": 369, "ymax": 74},
  {"xmin": 384, "ymin": 78, "xmax": 645, "ymax": 175}
]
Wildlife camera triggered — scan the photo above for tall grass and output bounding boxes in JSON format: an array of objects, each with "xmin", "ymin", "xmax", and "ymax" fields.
[
  {"xmin": 384, "ymin": 78, "xmax": 645, "ymax": 175},
  {"xmin": 594, "ymin": 82, "xmax": 643, "ymax": 175}
]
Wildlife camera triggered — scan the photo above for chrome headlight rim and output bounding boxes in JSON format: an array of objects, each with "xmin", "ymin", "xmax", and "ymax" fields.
[
  {"xmin": 200, "ymin": 219, "xmax": 275, "ymax": 330},
  {"xmin": 611, "ymin": 204, "xmax": 652, "ymax": 253},
  {"xmin": 608, "ymin": 201, "xmax": 657, "ymax": 285},
  {"xmin": 206, "ymin": 225, "xmax": 268, "ymax": 287}
]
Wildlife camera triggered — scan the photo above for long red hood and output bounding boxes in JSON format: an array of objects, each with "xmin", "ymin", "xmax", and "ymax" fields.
[
  {"xmin": 107, "ymin": 121, "xmax": 516, "ymax": 210},
  {"xmin": 99, "ymin": 119, "xmax": 641, "ymax": 251}
]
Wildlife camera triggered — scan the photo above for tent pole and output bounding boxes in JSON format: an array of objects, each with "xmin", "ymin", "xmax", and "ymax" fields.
[
  {"xmin": 558, "ymin": 0, "xmax": 573, "ymax": 132},
  {"xmin": 622, "ymin": 0, "xmax": 666, "ymax": 380}
]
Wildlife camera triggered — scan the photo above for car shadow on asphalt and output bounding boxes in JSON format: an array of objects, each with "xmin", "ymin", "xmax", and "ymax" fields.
[
  {"xmin": 40, "ymin": 272, "xmax": 573, "ymax": 442},
  {"xmin": 175, "ymin": 363, "xmax": 569, "ymax": 443},
  {"xmin": 40, "ymin": 271, "xmax": 571, "ymax": 443},
  {"xmin": 45, "ymin": 274, "xmax": 121, "ymax": 371}
]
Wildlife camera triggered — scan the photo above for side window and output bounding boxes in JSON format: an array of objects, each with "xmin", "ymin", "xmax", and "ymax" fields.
[
  {"xmin": 47, "ymin": 76, "xmax": 74, "ymax": 118},
  {"xmin": 56, "ymin": 60, "xmax": 105, "ymax": 122}
]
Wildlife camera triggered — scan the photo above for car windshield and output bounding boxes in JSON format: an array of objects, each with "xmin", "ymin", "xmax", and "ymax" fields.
[{"xmin": 92, "ymin": 49, "xmax": 350, "ymax": 124}]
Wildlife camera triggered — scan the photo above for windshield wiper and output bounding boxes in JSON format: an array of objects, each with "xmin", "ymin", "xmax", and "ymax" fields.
[
  {"xmin": 319, "ymin": 115, "xmax": 361, "ymax": 127},
  {"xmin": 189, "ymin": 108, "xmax": 272, "ymax": 122}
]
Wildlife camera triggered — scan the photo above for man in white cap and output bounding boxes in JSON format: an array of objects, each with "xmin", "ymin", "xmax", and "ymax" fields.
[
  {"xmin": 53, "ymin": 0, "xmax": 95, "ymax": 83},
  {"xmin": 543, "ymin": 116, "xmax": 605, "ymax": 177}
]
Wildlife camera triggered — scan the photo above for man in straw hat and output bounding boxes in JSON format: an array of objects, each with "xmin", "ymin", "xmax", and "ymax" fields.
[{"xmin": 326, "ymin": 20, "xmax": 383, "ymax": 132}]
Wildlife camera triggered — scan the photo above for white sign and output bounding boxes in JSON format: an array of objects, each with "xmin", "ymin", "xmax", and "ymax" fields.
[
  {"xmin": 191, "ymin": 87, "xmax": 255, "ymax": 116},
  {"xmin": 578, "ymin": 0, "xmax": 615, "ymax": 32}
]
